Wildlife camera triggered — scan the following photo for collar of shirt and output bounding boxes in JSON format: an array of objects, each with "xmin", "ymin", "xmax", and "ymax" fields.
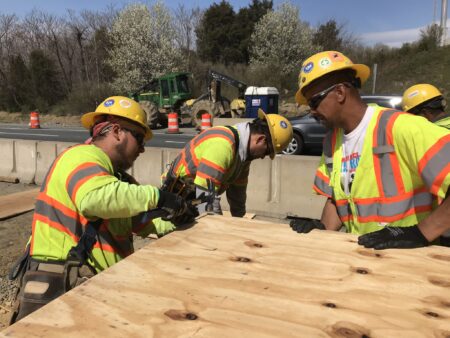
[{"xmin": 235, "ymin": 122, "xmax": 250, "ymax": 161}]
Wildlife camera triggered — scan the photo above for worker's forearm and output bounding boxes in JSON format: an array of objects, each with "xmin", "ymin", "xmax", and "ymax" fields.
[
  {"xmin": 79, "ymin": 181, "xmax": 160, "ymax": 219},
  {"xmin": 418, "ymin": 197, "xmax": 450, "ymax": 242},
  {"xmin": 321, "ymin": 198, "xmax": 343, "ymax": 231}
]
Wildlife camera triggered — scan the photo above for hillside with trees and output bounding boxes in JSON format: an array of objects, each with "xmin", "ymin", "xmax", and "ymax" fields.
[{"xmin": 0, "ymin": 1, "xmax": 448, "ymax": 116}]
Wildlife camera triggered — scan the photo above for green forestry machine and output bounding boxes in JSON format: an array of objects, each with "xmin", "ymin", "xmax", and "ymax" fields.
[
  {"xmin": 131, "ymin": 70, "xmax": 248, "ymax": 129},
  {"xmin": 130, "ymin": 72, "xmax": 192, "ymax": 128}
]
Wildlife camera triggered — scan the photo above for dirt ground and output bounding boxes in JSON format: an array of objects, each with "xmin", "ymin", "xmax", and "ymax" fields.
[
  {"xmin": 0, "ymin": 182, "xmax": 36, "ymax": 328},
  {"xmin": 0, "ymin": 111, "xmax": 82, "ymax": 127}
]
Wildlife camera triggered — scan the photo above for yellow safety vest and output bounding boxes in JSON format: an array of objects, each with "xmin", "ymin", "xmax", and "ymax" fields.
[
  {"xmin": 170, "ymin": 125, "xmax": 250, "ymax": 193},
  {"xmin": 314, "ymin": 105, "xmax": 450, "ymax": 234},
  {"xmin": 30, "ymin": 144, "xmax": 156, "ymax": 271}
]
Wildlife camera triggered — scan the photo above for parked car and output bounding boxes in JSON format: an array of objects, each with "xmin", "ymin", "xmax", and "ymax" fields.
[{"xmin": 282, "ymin": 95, "xmax": 403, "ymax": 155}]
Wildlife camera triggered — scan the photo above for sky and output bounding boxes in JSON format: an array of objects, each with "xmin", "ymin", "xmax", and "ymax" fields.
[{"xmin": 0, "ymin": 0, "xmax": 448, "ymax": 47}]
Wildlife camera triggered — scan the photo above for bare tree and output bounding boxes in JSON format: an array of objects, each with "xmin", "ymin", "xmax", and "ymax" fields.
[{"xmin": 173, "ymin": 4, "xmax": 203, "ymax": 70}]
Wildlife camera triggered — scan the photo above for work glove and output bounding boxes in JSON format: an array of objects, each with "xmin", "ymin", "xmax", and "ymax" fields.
[
  {"xmin": 290, "ymin": 218, "xmax": 326, "ymax": 233},
  {"xmin": 358, "ymin": 225, "xmax": 429, "ymax": 250},
  {"xmin": 157, "ymin": 190, "xmax": 187, "ymax": 219}
]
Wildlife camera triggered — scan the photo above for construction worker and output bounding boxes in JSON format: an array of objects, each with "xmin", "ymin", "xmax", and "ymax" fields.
[
  {"xmin": 9, "ymin": 96, "xmax": 186, "ymax": 323},
  {"xmin": 402, "ymin": 84, "xmax": 450, "ymax": 246},
  {"xmin": 290, "ymin": 51, "xmax": 450, "ymax": 250},
  {"xmin": 402, "ymin": 84, "xmax": 449, "ymax": 129},
  {"xmin": 153, "ymin": 109, "xmax": 293, "ymax": 235}
]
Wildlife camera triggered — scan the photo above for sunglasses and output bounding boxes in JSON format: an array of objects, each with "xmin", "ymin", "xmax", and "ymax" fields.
[
  {"xmin": 121, "ymin": 127, "xmax": 145, "ymax": 147},
  {"xmin": 307, "ymin": 83, "xmax": 341, "ymax": 110}
]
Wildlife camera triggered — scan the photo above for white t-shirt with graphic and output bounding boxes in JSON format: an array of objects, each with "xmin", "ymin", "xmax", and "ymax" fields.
[{"xmin": 340, "ymin": 106, "xmax": 374, "ymax": 194}]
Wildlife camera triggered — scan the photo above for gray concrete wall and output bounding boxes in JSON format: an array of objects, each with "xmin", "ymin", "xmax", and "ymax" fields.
[{"xmin": 0, "ymin": 139, "xmax": 326, "ymax": 219}]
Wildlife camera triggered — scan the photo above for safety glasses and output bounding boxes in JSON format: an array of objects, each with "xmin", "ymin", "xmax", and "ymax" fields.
[
  {"xmin": 122, "ymin": 127, "xmax": 145, "ymax": 147},
  {"xmin": 307, "ymin": 83, "xmax": 341, "ymax": 110}
]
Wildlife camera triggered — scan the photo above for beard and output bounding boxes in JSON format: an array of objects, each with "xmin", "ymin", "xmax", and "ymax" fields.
[{"xmin": 114, "ymin": 141, "xmax": 133, "ymax": 171}]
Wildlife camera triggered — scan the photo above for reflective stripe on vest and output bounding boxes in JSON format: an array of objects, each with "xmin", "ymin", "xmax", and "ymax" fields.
[
  {"xmin": 372, "ymin": 109, "xmax": 405, "ymax": 197},
  {"xmin": 335, "ymin": 188, "xmax": 434, "ymax": 223},
  {"xmin": 313, "ymin": 130, "xmax": 335, "ymax": 197},
  {"xmin": 66, "ymin": 162, "xmax": 110, "ymax": 201},
  {"xmin": 418, "ymin": 134, "xmax": 450, "ymax": 196}
]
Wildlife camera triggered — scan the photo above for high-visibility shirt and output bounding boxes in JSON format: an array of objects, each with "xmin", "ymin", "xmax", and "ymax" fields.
[
  {"xmin": 30, "ymin": 144, "xmax": 160, "ymax": 271},
  {"xmin": 313, "ymin": 105, "xmax": 450, "ymax": 235},
  {"xmin": 170, "ymin": 125, "xmax": 250, "ymax": 216},
  {"xmin": 435, "ymin": 114, "xmax": 450, "ymax": 130}
]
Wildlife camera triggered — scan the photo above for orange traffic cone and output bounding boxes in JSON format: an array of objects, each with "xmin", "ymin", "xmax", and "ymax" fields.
[
  {"xmin": 201, "ymin": 113, "xmax": 212, "ymax": 132},
  {"xmin": 166, "ymin": 112, "xmax": 182, "ymax": 134},
  {"xmin": 30, "ymin": 111, "xmax": 40, "ymax": 129}
]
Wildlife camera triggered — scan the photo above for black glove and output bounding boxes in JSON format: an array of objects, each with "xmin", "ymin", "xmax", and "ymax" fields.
[
  {"xmin": 290, "ymin": 218, "xmax": 326, "ymax": 233},
  {"xmin": 358, "ymin": 225, "xmax": 429, "ymax": 250},
  {"xmin": 157, "ymin": 190, "xmax": 187, "ymax": 219}
]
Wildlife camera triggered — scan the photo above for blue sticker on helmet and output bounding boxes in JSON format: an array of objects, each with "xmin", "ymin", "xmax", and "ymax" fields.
[
  {"xmin": 303, "ymin": 62, "xmax": 314, "ymax": 73},
  {"xmin": 280, "ymin": 121, "xmax": 288, "ymax": 129},
  {"xmin": 104, "ymin": 99, "xmax": 114, "ymax": 107}
]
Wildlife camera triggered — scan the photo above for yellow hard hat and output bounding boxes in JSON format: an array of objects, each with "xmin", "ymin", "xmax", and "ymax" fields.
[
  {"xmin": 295, "ymin": 51, "xmax": 370, "ymax": 105},
  {"xmin": 402, "ymin": 84, "xmax": 443, "ymax": 112},
  {"xmin": 258, "ymin": 109, "xmax": 293, "ymax": 159},
  {"xmin": 81, "ymin": 96, "xmax": 152, "ymax": 140}
]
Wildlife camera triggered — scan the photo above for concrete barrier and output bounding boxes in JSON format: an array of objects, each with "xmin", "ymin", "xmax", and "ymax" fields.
[
  {"xmin": 36, "ymin": 142, "xmax": 57, "ymax": 185},
  {"xmin": 0, "ymin": 139, "xmax": 14, "ymax": 179},
  {"xmin": 1, "ymin": 140, "xmax": 325, "ymax": 219},
  {"xmin": 213, "ymin": 117, "xmax": 253, "ymax": 126},
  {"xmin": 14, "ymin": 140, "xmax": 37, "ymax": 184}
]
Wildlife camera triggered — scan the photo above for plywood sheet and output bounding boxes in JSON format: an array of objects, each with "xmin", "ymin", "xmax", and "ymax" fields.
[
  {"xmin": 2, "ymin": 215, "xmax": 450, "ymax": 337},
  {"xmin": 0, "ymin": 188, "xmax": 39, "ymax": 220}
]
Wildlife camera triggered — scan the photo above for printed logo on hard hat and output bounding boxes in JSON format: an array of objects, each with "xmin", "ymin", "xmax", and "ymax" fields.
[
  {"xmin": 104, "ymin": 99, "xmax": 114, "ymax": 107},
  {"xmin": 280, "ymin": 121, "xmax": 288, "ymax": 129},
  {"xmin": 303, "ymin": 62, "xmax": 314, "ymax": 74},
  {"xmin": 329, "ymin": 52, "xmax": 344, "ymax": 62},
  {"xmin": 408, "ymin": 90, "xmax": 419, "ymax": 98},
  {"xmin": 119, "ymin": 99, "xmax": 132, "ymax": 108},
  {"xmin": 319, "ymin": 57, "xmax": 331, "ymax": 69}
]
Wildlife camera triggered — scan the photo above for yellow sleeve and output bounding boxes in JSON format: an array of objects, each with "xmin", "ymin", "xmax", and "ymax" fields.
[{"xmin": 394, "ymin": 115, "xmax": 450, "ymax": 199}]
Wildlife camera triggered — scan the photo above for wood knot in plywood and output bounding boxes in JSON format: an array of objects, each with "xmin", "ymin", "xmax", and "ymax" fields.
[
  {"xmin": 244, "ymin": 240, "xmax": 264, "ymax": 248},
  {"xmin": 428, "ymin": 254, "xmax": 450, "ymax": 262},
  {"xmin": 230, "ymin": 256, "xmax": 252, "ymax": 263},
  {"xmin": 164, "ymin": 309, "xmax": 199, "ymax": 321},
  {"xmin": 323, "ymin": 302, "xmax": 337, "ymax": 308},
  {"xmin": 356, "ymin": 249, "xmax": 383, "ymax": 258},
  {"xmin": 326, "ymin": 321, "xmax": 370, "ymax": 338},
  {"xmin": 428, "ymin": 276, "xmax": 450, "ymax": 288},
  {"xmin": 351, "ymin": 267, "xmax": 371, "ymax": 275}
]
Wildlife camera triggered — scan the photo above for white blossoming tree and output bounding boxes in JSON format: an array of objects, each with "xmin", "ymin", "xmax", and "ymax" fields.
[
  {"xmin": 108, "ymin": 3, "xmax": 181, "ymax": 93},
  {"xmin": 249, "ymin": 2, "xmax": 317, "ymax": 76}
]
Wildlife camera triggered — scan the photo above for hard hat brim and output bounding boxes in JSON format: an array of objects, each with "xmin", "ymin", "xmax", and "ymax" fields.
[
  {"xmin": 295, "ymin": 63, "xmax": 371, "ymax": 105},
  {"xmin": 258, "ymin": 108, "xmax": 275, "ymax": 159},
  {"xmin": 81, "ymin": 111, "xmax": 153, "ymax": 141}
]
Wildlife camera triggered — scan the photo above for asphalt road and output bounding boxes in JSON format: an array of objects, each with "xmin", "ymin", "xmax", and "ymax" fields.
[{"xmin": 0, "ymin": 123, "xmax": 196, "ymax": 149}]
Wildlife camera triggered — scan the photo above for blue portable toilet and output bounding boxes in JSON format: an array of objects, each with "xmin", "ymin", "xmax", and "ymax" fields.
[{"xmin": 244, "ymin": 86, "xmax": 279, "ymax": 118}]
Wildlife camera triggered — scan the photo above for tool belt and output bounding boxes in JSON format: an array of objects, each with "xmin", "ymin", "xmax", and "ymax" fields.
[
  {"xmin": 8, "ymin": 219, "xmax": 102, "ymax": 324},
  {"xmin": 9, "ymin": 254, "xmax": 95, "ymax": 324}
]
